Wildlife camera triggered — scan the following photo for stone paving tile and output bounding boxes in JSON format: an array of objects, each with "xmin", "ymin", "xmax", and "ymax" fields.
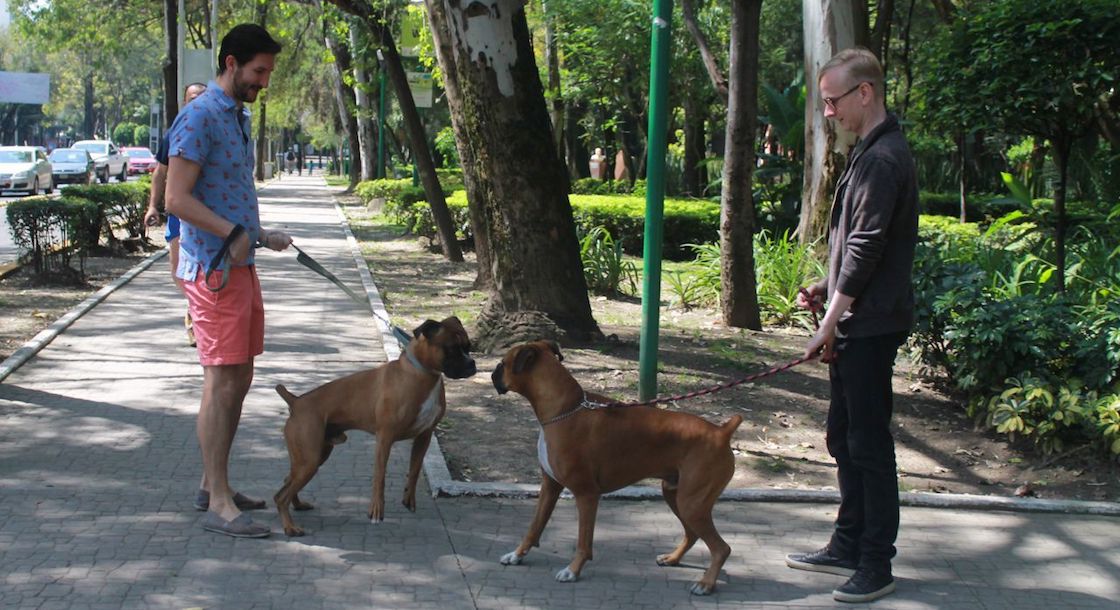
[{"xmin": 1, "ymin": 176, "xmax": 1118, "ymax": 609}]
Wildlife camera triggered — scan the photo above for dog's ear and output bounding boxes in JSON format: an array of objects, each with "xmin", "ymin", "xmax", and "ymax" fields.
[
  {"xmin": 545, "ymin": 340, "xmax": 563, "ymax": 362},
  {"xmin": 511, "ymin": 345, "xmax": 540, "ymax": 374},
  {"xmin": 413, "ymin": 319, "xmax": 442, "ymax": 339}
]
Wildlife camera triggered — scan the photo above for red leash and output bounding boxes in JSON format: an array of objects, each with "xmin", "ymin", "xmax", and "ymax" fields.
[{"xmin": 541, "ymin": 289, "xmax": 825, "ymax": 424}]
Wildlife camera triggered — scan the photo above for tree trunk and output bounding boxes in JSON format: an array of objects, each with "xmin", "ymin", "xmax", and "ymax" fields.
[
  {"xmin": 721, "ymin": 0, "xmax": 763, "ymax": 330},
  {"xmin": 162, "ymin": 0, "xmax": 178, "ymax": 133},
  {"xmin": 543, "ymin": 1, "xmax": 564, "ymax": 160},
  {"xmin": 83, "ymin": 71, "xmax": 95, "ymax": 139},
  {"xmin": 254, "ymin": 3, "xmax": 270, "ymax": 182},
  {"xmin": 349, "ymin": 22, "xmax": 377, "ymax": 182},
  {"xmin": 798, "ymin": 0, "xmax": 861, "ymax": 248},
  {"xmin": 957, "ymin": 130, "xmax": 968, "ymax": 222},
  {"xmin": 325, "ymin": 22, "xmax": 362, "ymax": 192},
  {"xmin": 1052, "ymin": 138, "xmax": 1070, "ymax": 293},
  {"xmin": 681, "ymin": 0, "xmax": 729, "ymax": 102},
  {"xmin": 682, "ymin": 94, "xmax": 706, "ymax": 197},
  {"xmin": 424, "ymin": 0, "xmax": 599, "ymax": 348}
]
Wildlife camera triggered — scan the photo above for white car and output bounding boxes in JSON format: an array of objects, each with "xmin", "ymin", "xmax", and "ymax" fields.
[
  {"xmin": 72, "ymin": 139, "xmax": 128, "ymax": 183},
  {"xmin": 0, "ymin": 145, "xmax": 53, "ymax": 195}
]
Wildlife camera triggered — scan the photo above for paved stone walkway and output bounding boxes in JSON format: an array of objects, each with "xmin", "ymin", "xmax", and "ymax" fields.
[{"xmin": 1, "ymin": 175, "xmax": 1117, "ymax": 609}]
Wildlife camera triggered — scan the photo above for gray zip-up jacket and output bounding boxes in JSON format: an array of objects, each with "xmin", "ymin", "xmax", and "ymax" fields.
[{"xmin": 821, "ymin": 113, "xmax": 919, "ymax": 338}]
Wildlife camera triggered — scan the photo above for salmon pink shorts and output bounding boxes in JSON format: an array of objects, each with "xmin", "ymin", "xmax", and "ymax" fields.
[{"xmin": 182, "ymin": 265, "xmax": 265, "ymax": 366}]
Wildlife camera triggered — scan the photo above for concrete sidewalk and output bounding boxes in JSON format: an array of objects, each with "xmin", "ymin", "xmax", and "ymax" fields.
[{"xmin": 1, "ymin": 175, "xmax": 1117, "ymax": 609}]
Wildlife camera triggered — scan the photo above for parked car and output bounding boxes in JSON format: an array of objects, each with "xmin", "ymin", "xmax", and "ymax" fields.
[
  {"xmin": 0, "ymin": 145, "xmax": 53, "ymax": 195},
  {"xmin": 48, "ymin": 148, "xmax": 95, "ymax": 186},
  {"xmin": 123, "ymin": 147, "xmax": 158, "ymax": 174},
  {"xmin": 71, "ymin": 139, "xmax": 128, "ymax": 183}
]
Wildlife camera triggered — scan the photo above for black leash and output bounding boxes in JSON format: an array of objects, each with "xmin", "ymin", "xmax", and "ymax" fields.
[
  {"xmin": 289, "ymin": 243, "xmax": 412, "ymax": 346},
  {"xmin": 204, "ymin": 224, "xmax": 245, "ymax": 292}
]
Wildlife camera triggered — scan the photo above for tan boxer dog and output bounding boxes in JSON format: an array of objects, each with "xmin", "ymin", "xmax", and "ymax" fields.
[
  {"xmin": 492, "ymin": 340, "xmax": 742, "ymax": 595},
  {"xmin": 274, "ymin": 316, "xmax": 476, "ymax": 536}
]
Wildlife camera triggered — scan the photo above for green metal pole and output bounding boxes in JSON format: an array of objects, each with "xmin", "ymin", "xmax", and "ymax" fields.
[
  {"xmin": 378, "ymin": 64, "xmax": 386, "ymax": 179},
  {"xmin": 639, "ymin": 0, "xmax": 671, "ymax": 400}
]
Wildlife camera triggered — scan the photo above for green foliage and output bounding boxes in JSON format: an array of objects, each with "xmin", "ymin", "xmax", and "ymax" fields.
[
  {"xmin": 5, "ymin": 196, "xmax": 99, "ymax": 277},
  {"xmin": 1096, "ymin": 395, "xmax": 1120, "ymax": 456},
  {"xmin": 924, "ymin": 0, "xmax": 1120, "ymax": 145},
  {"xmin": 434, "ymin": 126, "xmax": 459, "ymax": 168},
  {"xmin": 567, "ymin": 194, "xmax": 721, "ymax": 259},
  {"xmin": 753, "ymin": 230, "xmax": 826, "ymax": 329},
  {"xmin": 112, "ymin": 122, "xmax": 139, "ymax": 146},
  {"xmin": 979, "ymin": 375, "xmax": 1094, "ymax": 455},
  {"xmin": 570, "ymin": 178, "xmax": 634, "ymax": 196},
  {"xmin": 912, "ymin": 213, "xmax": 1120, "ymax": 457},
  {"xmin": 64, "ymin": 182, "xmax": 151, "ymax": 244},
  {"xmin": 665, "ymin": 269, "xmax": 713, "ymax": 311},
  {"xmin": 133, "ymin": 125, "xmax": 151, "ymax": 148},
  {"xmin": 578, "ymin": 226, "xmax": 638, "ymax": 297}
]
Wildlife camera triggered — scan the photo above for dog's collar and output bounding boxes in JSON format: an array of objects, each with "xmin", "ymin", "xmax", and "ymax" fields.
[
  {"xmin": 404, "ymin": 346, "xmax": 435, "ymax": 375},
  {"xmin": 540, "ymin": 392, "xmax": 609, "ymax": 426}
]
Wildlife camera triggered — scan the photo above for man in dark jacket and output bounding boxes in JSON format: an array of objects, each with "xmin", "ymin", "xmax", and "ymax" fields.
[{"xmin": 785, "ymin": 47, "xmax": 919, "ymax": 604}]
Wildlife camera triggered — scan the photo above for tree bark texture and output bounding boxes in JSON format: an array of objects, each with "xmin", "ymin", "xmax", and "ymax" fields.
[
  {"xmin": 720, "ymin": 0, "xmax": 763, "ymax": 330},
  {"xmin": 681, "ymin": 0, "xmax": 729, "ymax": 102},
  {"xmin": 254, "ymin": 2, "xmax": 269, "ymax": 182},
  {"xmin": 162, "ymin": 0, "xmax": 178, "ymax": 134},
  {"xmin": 324, "ymin": 21, "xmax": 362, "ymax": 191},
  {"xmin": 324, "ymin": 0, "xmax": 464, "ymax": 262},
  {"xmin": 424, "ymin": 0, "xmax": 599, "ymax": 347},
  {"xmin": 798, "ymin": 0, "xmax": 860, "ymax": 248},
  {"xmin": 349, "ymin": 22, "xmax": 378, "ymax": 182}
]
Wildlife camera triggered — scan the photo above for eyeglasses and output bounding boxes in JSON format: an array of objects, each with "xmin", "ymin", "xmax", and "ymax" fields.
[{"xmin": 823, "ymin": 83, "xmax": 864, "ymax": 109}]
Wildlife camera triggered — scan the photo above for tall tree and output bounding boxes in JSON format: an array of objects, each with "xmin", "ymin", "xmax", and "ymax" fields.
[
  {"xmin": 324, "ymin": 15, "xmax": 363, "ymax": 191},
  {"xmin": 349, "ymin": 20, "xmax": 378, "ymax": 181},
  {"xmin": 924, "ymin": 0, "xmax": 1120, "ymax": 291},
  {"xmin": 719, "ymin": 0, "xmax": 764, "ymax": 329},
  {"xmin": 797, "ymin": 0, "xmax": 862, "ymax": 247},
  {"xmin": 322, "ymin": 0, "xmax": 463, "ymax": 263},
  {"xmin": 424, "ymin": 0, "xmax": 600, "ymax": 346}
]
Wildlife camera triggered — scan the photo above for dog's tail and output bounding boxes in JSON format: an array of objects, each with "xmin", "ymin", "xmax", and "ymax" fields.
[
  {"xmin": 275, "ymin": 384, "xmax": 298, "ymax": 410},
  {"xmin": 719, "ymin": 414, "xmax": 744, "ymax": 441}
]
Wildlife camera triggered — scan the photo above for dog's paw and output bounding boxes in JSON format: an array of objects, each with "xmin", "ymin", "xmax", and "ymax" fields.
[
  {"xmin": 368, "ymin": 516, "xmax": 384, "ymax": 525},
  {"xmin": 656, "ymin": 553, "xmax": 681, "ymax": 566},
  {"xmin": 554, "ymin": 567, "xmax": 578, "ymax": 583},
  {"xmin": 283, "ymin": 526, "xmax": 306, "ymax": 537},
  {"xmin": 499, "ymin": 551, "xmax": 523, "ymax": 566},
  {"xmin": 689, "ymin": 580, "xmax": 714, "ymax": 596}
]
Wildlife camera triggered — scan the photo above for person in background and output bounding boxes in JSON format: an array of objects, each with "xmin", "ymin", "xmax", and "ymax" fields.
[{"xmin": 144, "ymin": 82, "xmax": 208, "ymax": 346}]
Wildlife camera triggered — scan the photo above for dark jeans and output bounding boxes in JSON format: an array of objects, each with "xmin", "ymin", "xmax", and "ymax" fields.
[{"xmin": 826, "ymin": 331, "xmax": 907, "ymax": 573}]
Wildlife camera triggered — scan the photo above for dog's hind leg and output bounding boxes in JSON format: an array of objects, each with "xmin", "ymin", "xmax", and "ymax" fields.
[
  {"xmin": 293, "ymin": 427, "xmax": 343, "ymax": 511},
  {"xmin": 275, "ymin": 461, "xmax": 321, "ymax": 537},
  {"xmin": 675, "ymin": 461, "xmax": 735, "ymax": 595},
  {"xmin": 656, "ymin": 478, "xmax": 698, "ymax": 566}
]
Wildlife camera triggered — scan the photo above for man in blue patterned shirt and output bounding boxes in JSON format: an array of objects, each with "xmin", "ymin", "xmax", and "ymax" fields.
[{"xmin": 167, "ymin": 23, "xmax": 291, "ymax": 539}]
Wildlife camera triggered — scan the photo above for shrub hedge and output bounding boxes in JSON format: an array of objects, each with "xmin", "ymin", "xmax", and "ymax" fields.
[{"xmin": 5, "ymin": 196, "xmax": 99, "ymax": 275}]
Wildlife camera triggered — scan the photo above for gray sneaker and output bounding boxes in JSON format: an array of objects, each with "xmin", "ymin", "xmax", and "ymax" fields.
[
  {"xmin": 785, "ymin": 547, "xmax": 857, "ymax": 576},
  {"xmin": 833, "ymin": 567, "xmax": 895, "ymax": 603}
]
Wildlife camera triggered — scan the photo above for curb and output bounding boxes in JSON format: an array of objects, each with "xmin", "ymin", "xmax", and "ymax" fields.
[
  {"xmin": 0, "ymin": 249, "xmax": 167, "ymax": 384},
  {"xmin": 337, "ymin": 194, "xmax": 1120, "ymax": 518}
]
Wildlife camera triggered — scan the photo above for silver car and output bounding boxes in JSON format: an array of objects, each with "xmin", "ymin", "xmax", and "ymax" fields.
[
  {"xmin": 0, "ymin": 145, "xmax": 53, "ymax": 195},
  {"xmin": 48, "ymin": 148, "xmax": 95, "ymax": 186}
]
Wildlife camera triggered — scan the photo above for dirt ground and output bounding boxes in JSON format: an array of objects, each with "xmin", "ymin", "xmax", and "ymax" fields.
[
  {"xmin": 337, "ymin": 196, "xmax": 1119, "ymax": 504},
  {"xmin": 3, "ymin": 197, "xmax": 1117, "ymax": 504}
]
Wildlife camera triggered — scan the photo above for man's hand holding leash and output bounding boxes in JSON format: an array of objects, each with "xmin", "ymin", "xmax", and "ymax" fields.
[{"xmin": 798, "ymin": 284, "xmax": 853, "ymax": 364}]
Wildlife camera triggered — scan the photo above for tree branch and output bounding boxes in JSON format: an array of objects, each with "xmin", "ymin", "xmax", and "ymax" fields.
[{"xmin": 680, "ymin": 0, "xmax": 728, "ymax": 102}]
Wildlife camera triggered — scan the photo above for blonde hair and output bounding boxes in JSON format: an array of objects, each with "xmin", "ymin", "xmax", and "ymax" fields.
[{"xmin": 819, "ymin": 47, "xmax": 883, "ymax": 98}]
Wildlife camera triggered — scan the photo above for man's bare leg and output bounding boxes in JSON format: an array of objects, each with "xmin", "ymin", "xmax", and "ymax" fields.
[{"xmin": 198, "ymin": 360, "xmax": 254, "ymax": 521}]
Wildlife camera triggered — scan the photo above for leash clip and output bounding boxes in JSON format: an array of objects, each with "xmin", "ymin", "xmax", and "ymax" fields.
[{"xmin": 579, "ymin": 393, "xmax": 611, "ymax": 410}]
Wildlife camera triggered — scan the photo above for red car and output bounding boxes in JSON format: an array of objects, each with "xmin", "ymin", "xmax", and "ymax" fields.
[{"xmin": 123, "ymin": 147, "xmax": 158, "ymax": 174}]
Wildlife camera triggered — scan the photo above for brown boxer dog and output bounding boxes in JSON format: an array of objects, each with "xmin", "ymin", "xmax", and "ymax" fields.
[
  {"xmin": 274, "ymin": 316, "xmax": 476, "ymax": 536},
  {"xmin": 492, "ymin": 340, "xmax": 742, "ymax": 595}
]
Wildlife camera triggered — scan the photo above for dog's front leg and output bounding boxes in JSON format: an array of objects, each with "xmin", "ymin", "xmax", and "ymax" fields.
[
  {"xmin": 556, "ymin": 492, "xmax": 599, "ymax": 582},
  {"xmin": 501, "ymin": 473, "xmax": 563, "ymax": 566},
  {"xmin": 402, "ymin": 429, "xmax": 433, "ymax": 512},
  {"xmin": 368, "ymin": 432, "xmax": 394, "ymax": 523}
]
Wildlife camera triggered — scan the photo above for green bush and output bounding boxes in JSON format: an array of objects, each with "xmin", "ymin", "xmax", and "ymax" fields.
[
  {"xmin": 112, "ymin": 122, "xmax": 139, "ymax": 146},
  {"xmin": 444, "ymin": 191, "xmax": 721, "ymax": 259},
  {"xmin": 64, "ymin": 182, "xmax": 151, "ymax": 245},
  {"xmin": 912, "ymin": 211, "xmax": 1120, "ymax": 457},
  {"xmin": 5, "ymin": 196, "xmax": 99, "ymax": 277}
]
